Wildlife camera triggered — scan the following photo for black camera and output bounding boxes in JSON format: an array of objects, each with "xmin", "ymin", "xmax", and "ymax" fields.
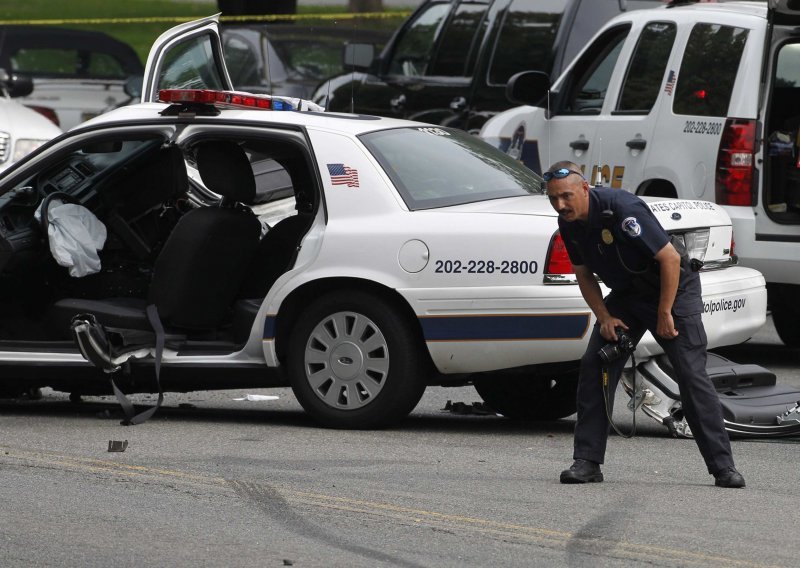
[{"xmin": 598, "ymin": 328, "xmax": 635, "ymax": 364}]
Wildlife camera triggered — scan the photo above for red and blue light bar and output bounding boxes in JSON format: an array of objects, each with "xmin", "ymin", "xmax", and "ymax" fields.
[{"xmin": 158, "ymin": 89, "xmax": 295, "ymax": 111}]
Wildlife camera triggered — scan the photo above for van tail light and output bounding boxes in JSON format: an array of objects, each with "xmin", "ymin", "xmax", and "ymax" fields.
[
  {"xmin": 25, "ymin": 105, "xmax": 60, "ymax": 127},
  {"xmin": 544, "ymin": 231, "xmax": 576, "ymax": 284},
  {"xmin": 715, "ymin": 118, "xmax": 756, "ymax": 206}
]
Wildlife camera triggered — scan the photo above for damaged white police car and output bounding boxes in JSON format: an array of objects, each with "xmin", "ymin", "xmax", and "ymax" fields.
[{"xmin": 0, "ymin": 16, "xmax": 767, "ymax": 428}]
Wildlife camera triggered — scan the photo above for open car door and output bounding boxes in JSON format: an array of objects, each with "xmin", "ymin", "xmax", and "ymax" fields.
[
  {"xmin": 141, "ymin": 14, "xmax": 234, "ymax": 103},
  {"xmin": 769, "ymin": 0, "xmax": 800, "ymax": 26}
]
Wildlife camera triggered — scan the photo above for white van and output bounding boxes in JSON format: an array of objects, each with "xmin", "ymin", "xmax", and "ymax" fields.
[{"xmin": 481, "ymin": 0, "xmax": 800, "ymax": 346}]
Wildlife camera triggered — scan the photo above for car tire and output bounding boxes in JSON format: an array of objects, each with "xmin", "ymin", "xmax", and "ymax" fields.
[
  {"xmin": 473, "ymin": 371, "xmax": 578, "ymax": 421},
  {"xmin": 287, "ymin": 290, "xmax": 427, "ymax": 429},
  {"xmin": 770, "ymin": 284, "xmax": 800, "ymax": 347}
]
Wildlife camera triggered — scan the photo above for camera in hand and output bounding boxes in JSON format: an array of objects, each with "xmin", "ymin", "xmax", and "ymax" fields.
[{"xmin": 598, "ymin": 328, "xmax": 635, "ymax": 364}]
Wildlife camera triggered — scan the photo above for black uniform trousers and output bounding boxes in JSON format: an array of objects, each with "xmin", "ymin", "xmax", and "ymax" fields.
[{"xmin": 573, "ymin": 290, "xmax": 734, "ymax": 474}]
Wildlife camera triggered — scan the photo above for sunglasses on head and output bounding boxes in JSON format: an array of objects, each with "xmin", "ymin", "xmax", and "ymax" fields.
[{"xmin": 543, "ymin": 168, "xmax": 585, "ymax": 181}]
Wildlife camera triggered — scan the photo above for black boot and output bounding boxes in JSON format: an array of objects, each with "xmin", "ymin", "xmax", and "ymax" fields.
[
  {"xmin": 714, "ymin": 466, "xmax": 746, "ymax": 488},
  {"xmin": 560, "ymin": 459, "xmax": 603, "ymax": 484}
]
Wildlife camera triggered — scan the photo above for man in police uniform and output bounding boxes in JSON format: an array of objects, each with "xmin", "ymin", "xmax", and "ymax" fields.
[{"xmin": 545, "ymin": 160, "xmax": 745, "ymax": 488}]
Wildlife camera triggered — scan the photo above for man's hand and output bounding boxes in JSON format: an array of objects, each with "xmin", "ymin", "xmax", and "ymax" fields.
[
  {"xmin": 657, "ymin": 311, "xmax": 679, "ymax": 339},
  {"xmin": 598, "ymin": 316, "xmax": 629, "ymax": 342},
  {"xmin": 654, "ymin": 242, "xmax": 681, "ymax": 339}
]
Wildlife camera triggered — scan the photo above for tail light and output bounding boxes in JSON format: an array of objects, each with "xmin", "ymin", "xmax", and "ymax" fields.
[
  {"xmin": 715, "ymin": 118, "xmax": 756, "ymax": 206},
  {"xmin": 25, "ymin": 104, "xmax": 60, "ymax": 127},
  {"xmin": 544, "ymin": 231, "xmax": 576, "ymax": 284}
]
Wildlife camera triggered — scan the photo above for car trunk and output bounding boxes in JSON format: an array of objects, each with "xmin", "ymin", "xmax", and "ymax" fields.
[{"xmin": 762, "ymin": 0, "xmax": 800, "ymax": 224}]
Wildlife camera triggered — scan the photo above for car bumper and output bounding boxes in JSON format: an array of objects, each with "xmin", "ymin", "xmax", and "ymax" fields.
[{"xmin": 405, "ymin": 265, "xmax": 766, "ymax": 374}]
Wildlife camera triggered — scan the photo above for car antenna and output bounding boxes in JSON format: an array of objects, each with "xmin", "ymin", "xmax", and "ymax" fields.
[
  {"xmin": 595, "ymin": 137, "xmax": 604, "ymax": 186},
  {"xmin": 266, "ymin": 30, "xmax": 273, "ymax": 97},
  {"xmin": 546, "ymin": 89, "xmax": 552, "ymax": 169},
  {"xmin": 350, "ymin": 17, "xmax": 357, "ymax": 114}
]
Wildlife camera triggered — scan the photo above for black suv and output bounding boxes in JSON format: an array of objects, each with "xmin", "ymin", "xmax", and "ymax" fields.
[{"xmin": 314, "ymin": 0, "xmax": 661, "ymax": 132}]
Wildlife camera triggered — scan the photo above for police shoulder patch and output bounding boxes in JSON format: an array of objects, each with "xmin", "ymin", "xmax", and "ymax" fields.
[{"xmin": 621, "ymin": 217, "xmax": 642, "ymax": 238}]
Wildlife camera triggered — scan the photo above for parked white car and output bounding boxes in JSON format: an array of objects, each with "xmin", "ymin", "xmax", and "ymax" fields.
[
  {"xmin": 0, "ymin": 70, "xmax": 61, "ymax": 172},
  {"xmin": 0, "ymin": 26, "xmax": 144, "ymax": 130},
  {"xmin": 0, "ymin": 16, "xmax": 766, "ymax": 429}
]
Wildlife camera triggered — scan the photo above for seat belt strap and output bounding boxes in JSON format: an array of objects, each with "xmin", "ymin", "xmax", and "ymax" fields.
[{"xmin": 111, "ymin": 304, "xmax": 165, "ymax": 426}]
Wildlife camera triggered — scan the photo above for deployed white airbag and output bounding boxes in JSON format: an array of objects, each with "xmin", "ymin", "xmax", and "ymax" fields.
[{"xmin": 36, "ymin": 200, "xmax": 107, "ymax": 277}]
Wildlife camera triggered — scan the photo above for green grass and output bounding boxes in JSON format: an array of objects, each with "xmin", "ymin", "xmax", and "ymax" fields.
[{"xmin": 0, "ymin": 1, "xmax": 408, "ymax": 66}]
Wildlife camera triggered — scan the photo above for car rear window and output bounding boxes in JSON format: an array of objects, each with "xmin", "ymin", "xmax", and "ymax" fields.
[
  {"xmin": 360, "ymin": 127, "xmax": 543, "ymax": 210},
  {"xmin": 673, "ymin": 23, "xmax": 748, "ymax": 117}
]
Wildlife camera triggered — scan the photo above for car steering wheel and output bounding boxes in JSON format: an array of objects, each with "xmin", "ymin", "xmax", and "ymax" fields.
[{"xmin": 39, "ymin": 191, "xmax": 78, "ymax": 236}]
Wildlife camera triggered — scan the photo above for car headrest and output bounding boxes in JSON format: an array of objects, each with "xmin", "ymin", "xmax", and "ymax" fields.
[{"xmin": 195, "ymin": 140, "xmax": 256, "ymax": 204}]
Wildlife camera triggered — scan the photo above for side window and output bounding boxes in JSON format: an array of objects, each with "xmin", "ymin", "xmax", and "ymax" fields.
[
  {"xmin": 617, "ymin": 22, "xmax": 677, "ymax": 113},
  {"xmin": 487, "ymin": 0, "xmax": 569, "ymax": 86},
  {"xmin": 11, "ymin": 48, "xmax": 127, "ymax": 79},
  {"xmin": 673, "ymin": 23, "xmax": 748, "ymax": 117},
  {"xmin": 561, "ymin": 26, "xmax": 630, "ymax": 115},
  {"xmin": 427, "ymin": 2, "xmax": 489, "ymax": 77},
  {"xmin": 387, "ymin": 2, "xmax": 451, "ymax": 76},
  {"xmin": 158, "ymin": 33, "xmax": 227, "ymax": 92},
  {"xmin": 223, "ymin": 35, "xmax": 263, "ymax": 87}
]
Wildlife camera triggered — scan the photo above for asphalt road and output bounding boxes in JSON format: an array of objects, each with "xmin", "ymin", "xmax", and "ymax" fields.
[{"xmin": 1, "ymin": 316, "xmax": 798, "ymax": 567}]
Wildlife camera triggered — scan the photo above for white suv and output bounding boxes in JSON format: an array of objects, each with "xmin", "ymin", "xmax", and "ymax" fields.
[{"xmin": 481, "ymin": 0, "xmax": 800, "ymax": 346}]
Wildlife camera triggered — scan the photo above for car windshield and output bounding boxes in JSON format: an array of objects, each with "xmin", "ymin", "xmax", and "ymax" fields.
[{"xmin": 360, "ymin": 127, "xmax": 543, "ymax": 210}]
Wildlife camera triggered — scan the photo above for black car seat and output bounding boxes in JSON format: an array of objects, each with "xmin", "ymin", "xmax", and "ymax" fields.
[
  {"xmin": 236, "ymin": 213, "xmax": 312, "ymax": 299},
  {"xmin": 50, "ymin": 140, "xmax": 262, "ymax": 335}
]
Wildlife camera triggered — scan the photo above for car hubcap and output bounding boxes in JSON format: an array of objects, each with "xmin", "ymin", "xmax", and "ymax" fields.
[{"xmin": 304, "ymin": 311, "xmax": 389, "ymax": 410}]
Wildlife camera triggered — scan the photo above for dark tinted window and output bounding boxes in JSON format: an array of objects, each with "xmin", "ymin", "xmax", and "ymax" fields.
[
  {"xmin": 488, "ymin": 0, "xmax": 569, "ymax": 85},
  {"xmin": 428, "ymin": 2, "xmax": 489, "ymax": 77},
  {"xmin": 11, "ymin": 48, "xmax": 128, "ymax": 79},
  {"xmin": 388, "ymin": 2, "xmax": 450, "ymax": 76},
  {"xmin": 673, "ymin": 23, "xmax": 748, "ymax": 117},
  {"xmin": 617, "ymin": 22, "xmax": 676, "ymax": 113},
  {"xmin": 360, "ymin": 127, "xmax": 543, "ymax": 210},
  {"xmin": 563, "ymin": 26, "xmax": 629, "ymax": 115}
]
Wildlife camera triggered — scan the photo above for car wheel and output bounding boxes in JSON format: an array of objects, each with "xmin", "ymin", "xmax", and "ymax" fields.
[
  {"xmin": 770, "ymin": 285, "xmax": 800, "ymax": 347},
  {"xmin": 473, "ymin": 371, "xmax": 578, "ymax": 421},
  {"xmin": 287, "ymin": 291, "xmax": 427, "ymax": 429}
]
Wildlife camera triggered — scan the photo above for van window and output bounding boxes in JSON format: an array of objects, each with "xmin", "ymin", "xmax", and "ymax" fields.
[
  {"xmin": 387, "ymin": 2, "xmax": 451, "ymax": 76},
  {"xmin": 562, "ymin": 26, "xmax": 629, "ymax": 115},
  {"xmin": 673, "ymin": 23, "xmax": 748, "ymax": 117},
  {"xmin": 617, "ymin": 22, "xmax": 676, "ymax": 113},
  {"xmin": 487, "ymin": 0, "xmax": 569, "ymax": 86},
  {"xmin": 428, "ymin": 2, "xmax": 490, "ymax": 77}
]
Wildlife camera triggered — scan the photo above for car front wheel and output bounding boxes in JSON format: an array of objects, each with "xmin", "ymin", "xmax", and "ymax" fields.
[
  {"xmin": 473, "ymin": 370, "xmax": 578, "ymax": 421},
  {"xmin": 287, "ymin": 291, "xmax": 427, "ymax": 429}
]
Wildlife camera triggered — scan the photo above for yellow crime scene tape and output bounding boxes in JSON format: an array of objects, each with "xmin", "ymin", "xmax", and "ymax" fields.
[{"xmin": 0, "ymin": 12, "xmax": 411, "ymax": 26}]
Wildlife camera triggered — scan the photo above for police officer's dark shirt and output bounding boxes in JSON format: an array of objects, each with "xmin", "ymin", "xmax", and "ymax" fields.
[{"xmin": 558, "ymin": 187, "xmax": 702, "ymax": 315}]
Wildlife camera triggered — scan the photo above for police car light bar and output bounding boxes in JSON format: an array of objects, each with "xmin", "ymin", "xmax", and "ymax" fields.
[{"xmin": 158, "ymin": 89, "xmax": 294, "ymax": 111}]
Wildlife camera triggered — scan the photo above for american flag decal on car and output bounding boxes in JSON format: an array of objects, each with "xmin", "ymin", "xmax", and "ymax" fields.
[
  {"xmin": 664, "ymin": 70, "xmax": 676, "ymax": 95},
  {"xmin": 327, "ymin": 163, "xmax": 360, "ymax": 187}
]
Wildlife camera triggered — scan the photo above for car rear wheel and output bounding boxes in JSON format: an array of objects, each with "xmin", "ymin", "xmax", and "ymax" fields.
[
  {"xmin": 287, "ymin": 290, "xmax": 427, "ymax": 429},
  {"xmin": 473, "ymin": 371, "xmax": 578, "ymax": 421},
  {"xmin": 769, "ymin": 284, "xmax": 800, "ymax": 347}
]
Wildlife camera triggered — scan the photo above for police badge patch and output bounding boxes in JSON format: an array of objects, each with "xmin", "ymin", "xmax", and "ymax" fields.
[{"xmin": 621, "ymin": 217, "xmax": 642, "ymax": 238}]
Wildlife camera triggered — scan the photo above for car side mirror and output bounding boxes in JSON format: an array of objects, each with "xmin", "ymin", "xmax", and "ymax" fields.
[
  {"xmin": 506, "ymin": 71, "xmax": 551, "ymax": 107},
  {"xmin": 5, "ymin": 72, "xmax": 34, "ymax": 98},
  {"xmin": 343, "ymin": 43, "xmax": 375, "ymax": 73}
]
